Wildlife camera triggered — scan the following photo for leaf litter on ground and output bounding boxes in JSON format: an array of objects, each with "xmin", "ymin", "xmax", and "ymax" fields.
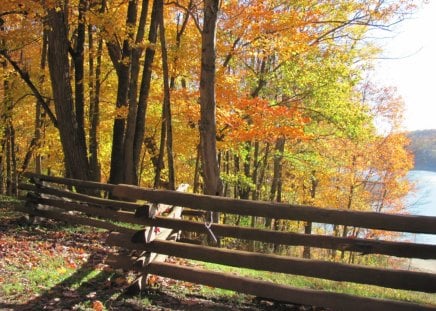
[{"xmin": 1, "ymin": 204, "xmax": 325, "ymax": 310}]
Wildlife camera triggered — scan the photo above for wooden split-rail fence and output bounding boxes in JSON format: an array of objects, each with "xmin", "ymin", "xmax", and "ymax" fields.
[{"xmin": 17, "ymin": 172, "xmax": 436, "ymax": 311}]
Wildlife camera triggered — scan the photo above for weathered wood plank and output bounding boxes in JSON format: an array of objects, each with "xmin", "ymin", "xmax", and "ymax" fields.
[
  {"xmin": 145, "ymin": 262, "xmax": 436, "ymax": 311},
  {"xmin": 34, "ymin": 197, "xmax": 149, "ymax": 227},
  {"xmin": 112, "ymin": 184, "xmax": 436, "ymax": 234},
  {"xmin": 15, "ymin": 204, "xmax": 135, "ymax": 235},
  {"xmin": 105, "ymin": 253, "xmax": 135, "ymax": 270},
  {"xmin": 106, "ymin": 233, "xmax": 436, "ymax": 293},
  {"xmin": 22, "ymin": 172, "xmax": 116, "ymax": 191},
  {"xmin": 140, "ymin": 217, "xmax": 436, "ymax": 259},
  {"xmin": 19, "ymin": 183, "xmax": 144, "ymax": 212}
]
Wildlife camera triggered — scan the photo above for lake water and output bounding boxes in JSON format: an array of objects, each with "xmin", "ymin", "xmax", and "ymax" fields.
[
  {"xmin": 404, "ymin": 170, "xmax": 436, "ymax": 272},
  {"xmin": 406, "ymin": 170, "xmax": 436, "ymax": 245}
]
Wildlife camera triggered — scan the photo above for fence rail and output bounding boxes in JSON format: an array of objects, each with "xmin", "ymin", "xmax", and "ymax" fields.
[{"xmin": 17, "ymin": 172, "xmax": 436, "ymax": 311}]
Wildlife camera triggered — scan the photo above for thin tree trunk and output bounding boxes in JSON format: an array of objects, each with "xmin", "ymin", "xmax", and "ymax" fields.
[
  {"xmin": 234, "ymin": 154, "xmax": 240, "ymax": 198},
  {"xmin": 0, "ymin": 139, "xmax": 4, "ymax": 194},
  {"xmin": 88, "ymin": 24, "xmax": 102, "ymax": 181},
  {"xmin": 256, "ymin": 142, "xmax": 270, "ymax": 200},
  {"xmin": 303, "ymin": 172, "xmax": 318, "ymax": 259},
  {"xmin": 133, "ymin": 0, "xmax": 162, "ymax": 177},
  {"xmin": 72, "ymin": 0, "xmax": 88, "ymax": 155},
  {"xmin": 10, "ymin": 122, "xmax": 17, "ymax": 196},
  {"xmin": 159, "ymin": 11, "xmax": 175, "ymax": 190},
  {"xmin": 239, "ymin": 142, "xmax": 251, "ymax": 199},
  {"xmin": 193, "ymin": 144, "xmax": 201, "ymax": 193},
  {"xmin": 3, "ymin": 69, "xmax": 17, "ymax": 197},
  {"xmin": 341, "ymin": 183, "xmax": 355, "ymax": 259},
  {"xmin": 35, "ymin": 30, "xmax": 48, "ymax": 174},
  {"xmin": 5, "ymin": 122, "xmax": 12, "ymax": 195},
  {"xmin": 154, "ymin": 116, "xmax": 166, "ymax": 188},
  {"xmin": 265, "ymin": 137, "xmax": 285, "ymax": 228},
  {"xmin": 3, "ymin": 57, "xmax": 16, "ymax": 194}
]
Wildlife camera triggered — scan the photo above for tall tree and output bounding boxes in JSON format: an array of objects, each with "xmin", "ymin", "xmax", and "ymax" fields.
[
  {"xmin": 46, "ymin": 3, "xmax": 90, "ymax": 180},
  {"xmin": 199, "ymin": 0, "xmax": 222, "ymax": 196}
]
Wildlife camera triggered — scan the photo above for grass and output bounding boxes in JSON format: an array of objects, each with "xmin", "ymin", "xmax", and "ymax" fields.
[
  {"xmin": 197, "ymin": 261, "xmax": 436, "ymax": 306},
  {"xmin": 1, "ymin": 254, "xmax": 76, "ymax": 297}
]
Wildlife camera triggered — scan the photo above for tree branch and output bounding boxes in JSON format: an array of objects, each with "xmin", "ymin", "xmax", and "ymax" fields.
[{"xmin": 0, "ymin": 50, "xmax": 58, "ymax": 127}]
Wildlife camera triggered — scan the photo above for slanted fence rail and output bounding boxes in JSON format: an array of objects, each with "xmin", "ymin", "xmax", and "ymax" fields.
[{"xmin": 17, "ymin": 172, "xmax": 436, "ymax": 311}]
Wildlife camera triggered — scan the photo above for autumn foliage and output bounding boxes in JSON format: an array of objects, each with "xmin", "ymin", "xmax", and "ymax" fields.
[{"xmin": 0, "ymin": 0, "xmax": 415, "ymax": 246}]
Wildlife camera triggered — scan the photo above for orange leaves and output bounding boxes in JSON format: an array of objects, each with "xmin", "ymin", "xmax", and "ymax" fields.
[
  {"xmin": 217, "ymin": 93, "xmax": 309, "ymax": 143},
  {"xmin": 92, "ymin": 300, "xmax": 104, "ymax": 311}
]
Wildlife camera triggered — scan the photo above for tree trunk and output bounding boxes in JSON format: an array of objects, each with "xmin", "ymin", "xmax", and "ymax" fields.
[
  {"xmin": 123, "ymin": 0, "xmax": 149, "ymax": 185},
  {"xmin": 0, "ymin": 141, "xmax": 4, "ymax": 194},
  {"xmin": 239, "ymin": 142, "xmax": 251, "ymax": 199},
  {"xmin": 199, "ymin": 0, "xmax": 221, "ymax": 245},
  {"xmin": 88, "ymin": 24, "xmax": 102, "ymax": 181},
  {"xmin": 265, "ymin": 137, "xmax": 285, "ymax": 228},
  {"xmin": 134, "ymin": 0, "xmax": 161, "ymax": 180},
  {"xmin": 199, "ymin": 0, "xmax": 221, "ymax": 196},
  {"xmin": 303, "ymin": 172, "xmax": 318, "ymax": 259},
  {"xmin": 107, "ymin": 0, "xmax": 137, "ymax": 185},
  {"xmin": 193, "ymin": 144, "xmax": 201, "ymax": 193},
  {"xmin": 159, "ymin": 11, "xmax": 175, "ymax": 190},
  {"xmin": 154, "ymin": 116, "xmax": 166, "ymax": 188},
  {"xmin": 46, "ymin": 6, "xmax": 90, "ymax": 180},
  {"xmin": 341, "ymin": 183, "xmax": 355, "ymax": 259},
  {"xmin": 255, "ymin": 142, "xmax": 270, "ymax": 200},
  {"xmin": 72, "ymin": 0, "xmax": 88, "ymax": 156}
]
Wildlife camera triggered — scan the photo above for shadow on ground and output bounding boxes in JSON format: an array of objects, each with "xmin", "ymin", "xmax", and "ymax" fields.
[{"xmin": 0, "ymin": 206, "xmax": 318, "ymax": 311}]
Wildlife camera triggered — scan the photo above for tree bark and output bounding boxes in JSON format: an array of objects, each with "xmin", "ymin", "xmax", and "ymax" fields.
[
  {"xmin": 154, "ymin": 10, "xmax": 175, "ymax": 190},
  {"xmin": 107, "ymin": 0, "xmax": 137, "ymax": 185},
  {"xmin": 303, "ymin": 172, "xmax": 318, "ymax": 259},
  {"xmin": 161, "ymin": 16, "xmax": 175, "ymax": 190},
  {"xmin": 123, "ymin": 0, "xmax": 149, "ymax": 184},
  {"xmin": 88, "ymin": 22, "xmax": 103, "ymax": 182},
  {"xmin": 71, "ymin": 0, "xmax": 88, "ymax": 155},
  {"xmin": 266, "ymin": 137, "xmax": 285, "ymax": 228},
  {"xmin": 199, "ymin": 0, "xmax": 221, "ymax": 197},
  {"xmin": 46, "ymin": 7, "xmax": 90, "ymax": 180},
  {"xmin": 133, "ymin": 0, "xmax": 162, "ymax": 180}
]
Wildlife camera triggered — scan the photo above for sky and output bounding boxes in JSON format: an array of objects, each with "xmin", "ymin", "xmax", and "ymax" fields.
[{"xmin": 373, "ymin": 1, "xmax": 436, "ymax": 132}]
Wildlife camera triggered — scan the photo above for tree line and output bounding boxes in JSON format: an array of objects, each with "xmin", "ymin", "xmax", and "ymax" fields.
[{"xmin": 408, "ymin": 130, "xmax": 436, "ymax": 172}]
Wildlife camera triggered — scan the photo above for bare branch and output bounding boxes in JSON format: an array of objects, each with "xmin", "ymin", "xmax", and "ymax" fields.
[{"xmin": 0, "ymin": 50, "xmax": 58, "ymax": 127}]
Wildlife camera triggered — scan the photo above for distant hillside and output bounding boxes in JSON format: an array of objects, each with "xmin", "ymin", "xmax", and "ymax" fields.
[{"xmin": 407, "ymin": 129, "xmax": 436, "ymax": 172}]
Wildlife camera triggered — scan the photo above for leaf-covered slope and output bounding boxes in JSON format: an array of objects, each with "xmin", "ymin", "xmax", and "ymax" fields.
[{"xmin": 408, "ymin": 129, "xmax": 436, "ymax": 172}]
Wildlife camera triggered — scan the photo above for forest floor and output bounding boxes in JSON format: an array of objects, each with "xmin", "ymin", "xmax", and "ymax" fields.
[{"xmin": 0, "ymin": 201, "xmax": 321, "ymax": 311}]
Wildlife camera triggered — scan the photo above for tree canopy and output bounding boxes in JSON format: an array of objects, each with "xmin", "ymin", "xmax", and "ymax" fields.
[{"xmin": 0, "ymin": 0, "xmax": 415, "ymax": 240}]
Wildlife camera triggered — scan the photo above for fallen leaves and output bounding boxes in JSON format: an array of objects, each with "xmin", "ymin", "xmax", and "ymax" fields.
[
  {"xmin": 92, "ymin": 300, "xmax": 104, "ymax": 311},
  {"xmin": 0, "ymin": 209, "xmax": 112, "ymax": 307}
]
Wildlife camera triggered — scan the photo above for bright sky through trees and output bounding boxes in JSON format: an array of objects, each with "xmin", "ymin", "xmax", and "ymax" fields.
[{"xmin": 375, "ymin": 1, "xmax": 436, "ymax": 131}]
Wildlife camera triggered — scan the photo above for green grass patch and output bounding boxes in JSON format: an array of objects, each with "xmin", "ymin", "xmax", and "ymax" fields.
[
  {"xmin": 0, "ymin": 253, "xmax": 77, "ymax": 299},
  {"xmin": 197, "ymin": 261, "xmax": 435, "ymax": 305}
]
